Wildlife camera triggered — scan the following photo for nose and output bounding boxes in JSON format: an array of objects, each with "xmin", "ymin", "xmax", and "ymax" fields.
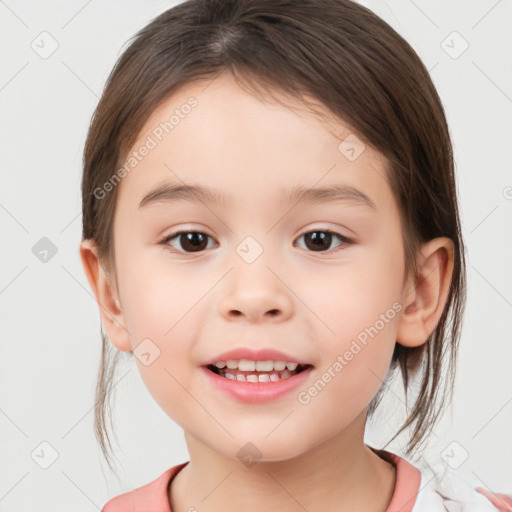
[{"xmin": 218, "ymin": 261, "xmax": 294, "ymax": 323}]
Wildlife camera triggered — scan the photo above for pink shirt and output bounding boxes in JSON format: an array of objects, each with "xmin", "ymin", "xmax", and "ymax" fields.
[{"xmin": 101, "ymin": 449, "xmax": 510, "ymax": 512}]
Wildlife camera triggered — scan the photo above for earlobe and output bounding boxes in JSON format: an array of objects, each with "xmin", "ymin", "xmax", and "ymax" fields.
[
  {"xmin": 396, "ymin": 237, "xmax": 455, "ymax": 348},
  {"xmin": 78, "ymin": 239, "xmax": 132, "ymax": 352}
]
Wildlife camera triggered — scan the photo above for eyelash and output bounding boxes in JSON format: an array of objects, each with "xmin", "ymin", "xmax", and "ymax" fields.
[{"xmin": 159, "ymin": 228, "xmax": 353, "ymax": 254}]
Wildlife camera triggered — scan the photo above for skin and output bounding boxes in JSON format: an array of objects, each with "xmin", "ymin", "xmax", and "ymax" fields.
[{"xmin": 80, "ymin": 73, "xmax": 454, "ymax": 512}]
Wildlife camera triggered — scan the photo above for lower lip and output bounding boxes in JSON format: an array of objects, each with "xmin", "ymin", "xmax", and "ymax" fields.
[{"xmin": 200, "ymin": 365, "xmax": 314, "ymax": 403}]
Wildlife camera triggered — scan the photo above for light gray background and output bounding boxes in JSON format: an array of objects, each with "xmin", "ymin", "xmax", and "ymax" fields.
[{"xmin": 1, "ymin": 1, "xmax": 511, "ymax": 510}]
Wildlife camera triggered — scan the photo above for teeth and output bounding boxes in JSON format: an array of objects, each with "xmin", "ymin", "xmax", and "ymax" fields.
[
  {"xmin": 238, "ymin": 359, "xmax": 256, "ymax": 371},
  {"xmin": 222, "ymin": 370, "xmax": 294, "ymax": 382},
  {"xmin": 255, "ymin": 361, "xmax": 273, "ymax": 371},
  {"xmin": 214, "ymin": 359, "xmax": 301, "ymax": 372},
  {"xmin": 209, "ymin": 358, "xmax": 309, "ymax": 383}
]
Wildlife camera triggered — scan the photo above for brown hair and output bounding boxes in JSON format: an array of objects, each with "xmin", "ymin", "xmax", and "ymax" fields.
[{"xmin": 81, "ymin": 0, "xmax": 466, "ymax": 473}]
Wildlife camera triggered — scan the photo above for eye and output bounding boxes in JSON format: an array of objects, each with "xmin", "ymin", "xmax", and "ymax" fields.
[
  {"xmin": 294, "ymin": 229, "xmax": 352, "ymax": 252},
  {"xmin": 160, "ymin": 228, "xmax": 352, "ymax": 254},
  {"xmin": 160, "ymin": 231, "xmax": 217, "ymax": 253}
]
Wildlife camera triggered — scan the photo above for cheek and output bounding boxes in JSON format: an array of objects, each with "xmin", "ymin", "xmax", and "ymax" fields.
[
  {"xmin": 299, "ymin": 249, "xmax": 402, "ymax": 396},
  {"xmin": 299, "ymin": 305, "xmax": 398, "ymax": 431},
  {"xmin": 117, "ymin": 254, "xmax": 208, "ymax": 411},
  {"xmin": 120, "ymin": 253, "xmax": 201, "ymax": 342},
  {"xmin": 299, "ymin": 253, "xmax": 402, "ymax": 341}
]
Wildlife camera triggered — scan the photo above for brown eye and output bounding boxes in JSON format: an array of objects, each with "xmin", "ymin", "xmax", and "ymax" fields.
[
  {"xmin": 296, "ymin": 230, "xmax": 351, "ymax": 252},
  {"xmin": 162, "ymin": 231, "xmax": 215, "ymax": 253}
]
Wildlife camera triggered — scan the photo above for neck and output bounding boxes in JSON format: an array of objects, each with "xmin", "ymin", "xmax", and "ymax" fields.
[{"xmin": 169, "ymin": 411, "xmax": 396, "ymax": 512}]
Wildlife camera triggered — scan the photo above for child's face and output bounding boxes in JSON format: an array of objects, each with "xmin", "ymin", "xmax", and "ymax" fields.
[{"xmin": 107, "ymin": 73, "xmax": 411, "ymax": 460}]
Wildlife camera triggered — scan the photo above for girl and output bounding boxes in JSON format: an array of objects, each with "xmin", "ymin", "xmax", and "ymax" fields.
[{"xmin": 79, "ymin": 0, "xmax": 511, "ymax": 511}]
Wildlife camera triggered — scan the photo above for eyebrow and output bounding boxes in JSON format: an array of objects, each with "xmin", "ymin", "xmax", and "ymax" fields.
[{"xmin": 138, "ymin": 182, "xmax": 377, "ymax": 211}]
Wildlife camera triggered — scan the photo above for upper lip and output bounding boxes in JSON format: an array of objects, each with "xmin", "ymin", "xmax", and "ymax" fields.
[{"xmin": 201, "ymin": 347, "xmax": 312, "ymax": 367}]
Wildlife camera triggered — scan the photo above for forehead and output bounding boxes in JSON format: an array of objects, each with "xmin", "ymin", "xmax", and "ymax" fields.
[{"xmin": 115, "ymin": 73, "xmax": 396, "ymax": 218}]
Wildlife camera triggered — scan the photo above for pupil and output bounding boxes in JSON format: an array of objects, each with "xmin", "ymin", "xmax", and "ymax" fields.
[
  {"xmin": 182, "ymin": 232, "xmax": 207, "ymax": 252},
  {"xmin": 306, "ymin": 231, "xmax": 331, "ymax": 251}
]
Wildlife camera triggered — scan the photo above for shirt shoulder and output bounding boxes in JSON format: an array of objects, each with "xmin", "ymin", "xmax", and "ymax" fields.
[
  {"xmin": 403, "ymin": 453, "xmax": 510, "ymax": 512},
  {"xmin": 101, "ymin": 462, "xmax": 189, "ymax": 512}
]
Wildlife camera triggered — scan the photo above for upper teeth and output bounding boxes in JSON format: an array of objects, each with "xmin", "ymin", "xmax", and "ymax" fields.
[{"xmin": 214, "ymin": 359, "xmax": 299, "ymax": 372}]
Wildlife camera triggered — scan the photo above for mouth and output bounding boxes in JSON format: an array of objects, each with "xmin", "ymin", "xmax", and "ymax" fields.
[{"xmin": 205, "ymin": 362, "xmax": 313, "ymax": 383}]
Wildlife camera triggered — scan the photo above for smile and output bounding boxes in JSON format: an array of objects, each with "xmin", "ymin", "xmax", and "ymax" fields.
[
  {"xmin": 207, "ymin": 359, "xmax": 310, "ymax": 382},
  {"xmin": 201, "ymin": 362, "xmax": 314, "ymax": 403}
]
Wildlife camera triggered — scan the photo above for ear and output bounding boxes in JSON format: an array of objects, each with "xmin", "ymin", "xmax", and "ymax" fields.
[
  {"xmin": 79, "ymin": 239, "xmax": 132, "ymax": 352},
  {"xmin": 396, "ymin": 237, "xmax": 455, "ymax": 347}
]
